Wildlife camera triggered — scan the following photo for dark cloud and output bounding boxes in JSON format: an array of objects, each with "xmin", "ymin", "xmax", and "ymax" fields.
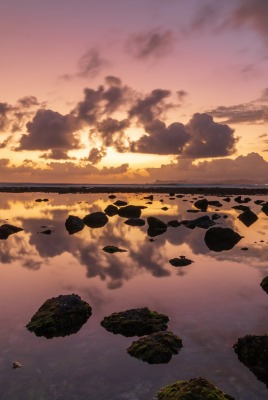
[
  {"xmin": 126, "ymin": 28, "xmax": 175, "ymax": 60},
  {"xmin": 99, "ymin": 163, "xmax": 129, "ymax": 175},
  {"xmin": 88, "ymin": 147, "xmax": 107, "ymax": 164},
  {"xmin": 258, "ymin": 87, "xmax": 268, "ymax": 101},
  {"xmin": 177, "ymin": 90, "xmax": 188, "ymax": 102},
  {"xmin": 190, "ymin": 2, "xmax": 221, "ymax": 31},
  {"xmin": 17, "ymin": 96, "xmax": 39, "ymax": 108},
  {"xmin": 0, "ymin": 102, "xmax": 11, "ymax": 132},
  {"xmin": 18, "ymin": 109, "xmax": 81, "ymax": 155},
  {"xmin": 231, "ymin": 0, "xmax": 268, "ymax": 39},
  {"xmin": 0, "ymin": 135, "xmax": 12, "ymax": 149},
  {"xmin": 77, "ymin": 49, "xmax": 109, "ymax": 78},
  {"xmin": 130, "ymin": 119, "xmax": 190, "ymax": 155},
  {"xmin": 95, "ymin": 118, "xmax": 129, "ymax": 152},
  {"xmin": 208, "ymin": 103, "xmax": 268, "ymax": 124}
]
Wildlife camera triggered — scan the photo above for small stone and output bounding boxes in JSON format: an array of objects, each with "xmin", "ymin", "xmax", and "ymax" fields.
[
  {"xmin": 114, "ymin": 200, "xmax": 128, "ymax": 207},
  {"xmin": 124, "ymin": 218, "xmax": 145, "ymax": 226},
  {"xmin": 169, "ymin": 256, "xmax": 193, "ymax": 267},
  {"xmin": 12, "ymin": 362, "xmax": 22, "ymax": 369},
  {"xmin": 102, "ymin": 246, "xmax": 127, "ymax": 253}
]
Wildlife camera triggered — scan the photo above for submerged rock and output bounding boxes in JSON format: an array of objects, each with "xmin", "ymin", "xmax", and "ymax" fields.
[
  {"xmin": 127, "ymin": 331, "xmax": 182, "ymax": 364},
  {"xmin": 238, "ymin": 209, "xmax": 258, "ymax": 227},
  {"xmin": 233, "ymin": 335, "xmax": 268, "ymax": 387},
  {"xmin": 147, "ymin": 217, "xmax": 167, "ymax": 237},
  {"xmin": 117, "ymin": 205, "xmax": 142, "ymax": 218},
  {"xmin": 102, "ymin": 246, "xmax": 127, "ymax": 253},
  {"xmin": 260, "ymin": 276, "xmax": 268, "ymax": 294},
  {"xmin": 181, "ymin": 216, "xmax": 215, "ymax": 230},
  {"xmin": 101, "ymin": 307, "xmax": 169, "ymax": 337},
  {"xmin": 65, "ymin": 215, "xmax": 85, "ymax": 235},
  {"xmin": 83, "ymin": 212, "xmax": 108, "ymax": 228},
  {"xmin": 204, "ymin": 227, "xmax": 242, "ymax": 252},
  {"xmin": 124, "ymin": 218, "xmax": 145, "ymax": 226},
  {"xmin": 157, "ymin": 377, "xmax": 235, "ymax": 400},
  {"xmin": 169, "ymin": 256, "xmax": 193, "ymax": 267},
  {"xmin": 104, "ymin": 204, "xmax": 118, "ymax": 216},
  {"xmin": 26, "ymin": 294, "xmax": 92, "ymax": 338},
  {"xmin": 0, "ymin": 224, "xmax": 24, "ymax": 240}
]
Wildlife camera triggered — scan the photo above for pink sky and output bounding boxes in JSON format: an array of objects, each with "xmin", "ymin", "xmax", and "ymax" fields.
[{"xmin": 1, "ymin": 0, "xmax": 268, "ymax": 183}]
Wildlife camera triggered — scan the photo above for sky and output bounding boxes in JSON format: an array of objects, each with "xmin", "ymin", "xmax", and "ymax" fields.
[{"xmin": 1, "ymin": 0, "xmax": 268, "ymax": 184}]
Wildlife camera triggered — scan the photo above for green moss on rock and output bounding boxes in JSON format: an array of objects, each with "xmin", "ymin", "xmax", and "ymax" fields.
[
  {"xmin": 233, "ymin": 335, "xmax": 268, "ymax": 387},
  {"xmin": 26, "ymin": 294, "xmax": 92, "ymax": 338},
  {"xmin": 127, "ymin": 331, "xmax": 182, "ymax": 364},
  {"xmin": 157, "ymin": 377, "xmax": 235, "ymax": 400},
  {"xmin": 101, "ymin": 307, "xmax": 169, "ymax": 337}
]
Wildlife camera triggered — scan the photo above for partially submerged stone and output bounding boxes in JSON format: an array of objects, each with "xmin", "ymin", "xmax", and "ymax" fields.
[
  {"xmin": 181, "ymin": 216, "xmax": 215, "ymax": 230},
  {"xmin": 114, "ymin": 200, "xmax": 127, "ymax": 207},
  {"xmin": 127, "ymin": 331, "xmax": 182, "ymax": 364},
  {"xmin": 167, "ymin": 220, "xmax": 181, "ymax": 227},
  {"xmin": 26, "ymin": 294, "xmax": 92, "ymax": 338},
  {"xmin": 233, "ymin": 335, "xmax": 268, "ymax": 387},
  {"xmin": 157, "ymin": 377, "xmax": 235, "ymax": 400},
  {"xmin": 124, "ymin": 218, "xmax": 145, "ymax": 226},
  {"xmin": 194, "ymin": 198, "xmax": 208, "ymax": 211},
  {"xmin": 147, "ymin": 217, "xmax": 167, "ymax": 237},
  {"xmin": 169, "ymin": 256, "xmax": 193, "ymax": 267},
  {"xmin": 260, "ymin": 276, "xmax": 268, "ymax": 294},
  {"xmin": 101, "ymin": 307, "xmax": 169, "ymax": 337},
  {"xmin": 102, "ymin": 245, "xmax": 127, "ymax": 253},
  {"xmin": 204, "ymin": 227, "xmax": 242, "ymax": 252},
  {"xmin": 234, "ymin": 196, "xmax": 251, "ymax": 204},
  {"xmin": 117, "ymin": 205, "xmax": 142, "ymax": 219},
  {"xmin": 65, "ymin": 215, "xmax": 85, "ymax": 235},
  {"xmin": 0, "ymin": 224, "xmax": 24, "ymax": 240},
  {"xmin": 104, "ymin": 204, "xmax": 118, "ymax": 216},
  {"xmin": 261, "ymin": 202, "xmax": 268, "ymax": 216},
  {"xmin": 83, "ymin": 212, "xmax": 108, "ymax": 228},
  {"xmin": 238, "ymin": 209, "xmax": 258, "ymax": 227}
]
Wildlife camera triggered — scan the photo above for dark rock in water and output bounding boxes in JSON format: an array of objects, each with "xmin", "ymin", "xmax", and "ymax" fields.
[
  {"xmin": 241, "ymin": 247, "xmax": 248, "ymax": 251},
  {"xmin": 124, "ymin": 218, "xmax": 145, "ymax": 226},
  {"xmin": 204, "ymin": 227, "xmax": 242, "ymax": 252},
  {"xmin": 254, "ymin": 199, "xmax": 264, "ymax": 205},
  {"xmin": 232, "ymin": 205, "xmax": 250, "ymax": 212},
  {"xmin": 238, "ymin": 209, "xmax": 258, "ymax": 227},
  {"xmin": 261, "ymin": 202, "xmax": 268, "ymax": 216},
  {"xmin": 208, "ymin": 200, "xmax": 223, "ymax": 207},
  {"xmin": 113, "ymin": 200, "xmax": 128, "ymax": 207},
  {"xmin": 35, "ymin": 198, "xmax": 42, "ymax": 202},
  {"xmin": 187, "ymin": 209, "xmax": 200, "ymax": 213},
  {"xmin": 194, "ymin": 198, "xmax": 209, "ymax": 211},
  {"xmin": 26, "ymin": 294, "xmax": 92, "ymax": 338},
  {"xmin": 145, "ymin": 201, "xmax": 153, "ymax": 204},
  {"xmin": 147, "ymin": 217, "xmax": 167, "ymax": 237},
  {"xmin": 100, "ymin": 307, "xmax": 169, "ymax": 337},
  {"xmin": 0, "ymin": 224, "xmax": 24, "ymax": 240},
  {"xmin": 40, "ymin": 229, "xmax": 52, "ymax": 235},
  {"xmin": 234, "ymin": 196, "xmax": 251, "ymax": 204},
  {"xmin": 83, "ymin": 212, "xmax": 108, "ymax": 228},
  {"xmin": 222, "ymin": 197, "xmax": 231, "ymax": 202},
  {"xmin": 104, "ymin": 204, "xmax": 118, "ymax": 216},
  {"xmin": 65, "ymin": 215, "xmax": 85, "ymax": 235},
  {"xmin": 143, "ymin": 195, "xmax": 154, "ymax": 201},
  {"xmin": 157, "ymin": 377, "xmax": 235, "ymax": 400},
  {"xmin": 108, "ymin": 194, "xmax": 116, "ymax": 199},
  {"xmin": 233, "ymin": 335, "xmax": 268, "ymax": 387},
  {"xmin": 181, "ymin": 216, "xmax": 215, "ymax": 230},
  {"xmin": 260, "ymin": 276, "xmax": 268, "ymax": 294},
  {"xmin": 102, "ymin": 246, "xmax": 127, "ymax": 253},
  {"xmin": 169, "ymin": 256, "xmax": 193, "ymax": 267},
  {"xmin": 117, "ymin": 205, "xmax": 142, "ymax": 218},
  {"xmin": 176, "ymin": 195, "xmax": 184, "ymax": 198},
  {"xmin": 212, "ymin": 213, "xmax": 221, "ymax": 220},
  {"xmin": 161, "ymin": 206, "xmax": 169, "ymax": 211},
  {"xmin": 169, "ymin": 192, "xmax": 175, "ymax": 196},
  {"xmin": 167, "ymin": 220, "xmax": 181, "ymax": 227},
  {"xmin": 127, "ymin": 331, "xmax": 182, "ymax": 364}
]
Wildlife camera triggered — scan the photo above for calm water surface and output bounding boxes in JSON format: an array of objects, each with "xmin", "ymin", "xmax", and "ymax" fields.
[{"xmin": 0, "ymin": 192, "xmax": 268, "ymax": 399}]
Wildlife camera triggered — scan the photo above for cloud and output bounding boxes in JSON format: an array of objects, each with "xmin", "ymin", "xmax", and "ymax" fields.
[
  {"xmin": 88, "ymin": 147, "xmax": 107, "ymax": 164},
  {"xmin": 126, "ymin": 28, "xmax": 176, "ymax": 60},
  {"xmin": 177, "ymin": 90, "xmax": 188, "ymax": 102},
  {"xmin": 17, "ymin": 96, "xmax": 39, "ymax": 108},
  {"xmin": 0, "ymin": 135, "xmax": 12, "ymax": 149},
  {"xmin": 0, "ymin": 102, "xmax": 11, "ymax": 132},
  {"xmin": 77, "ymin": 49, "xmax": 109, "ymax": 78},
  {"xmin": 208, "ymin": 103, "xmax": 268, "ymax": 124}
]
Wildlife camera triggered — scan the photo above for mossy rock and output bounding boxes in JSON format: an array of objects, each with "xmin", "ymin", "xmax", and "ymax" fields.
[
  {"xmin": 127, "ymin": 331, "xmax": 182, "ymax": 364},
  {"xmin": 260, "ymin": 276, "xmax": 268, "ymax": 294},
  {"xmin": 101, "ymin": 307, "xmax": 169, "ymax": 337},
  {"xmin": 26, "ymin": 294, "xmax": 92, "ymax": 338},
  {"xmin": 157, "ymin": 377, "xmax": 235, "ymax": 400},
  {"xmin": 233, "ymin": 335, "xmax": 268, "ymax": 387}
]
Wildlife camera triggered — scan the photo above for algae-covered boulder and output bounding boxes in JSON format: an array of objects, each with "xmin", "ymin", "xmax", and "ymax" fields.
[
  {"xmin": 117, "ymin": 205, "xmax": 142, "ymax": 219},
  {"xmin": 65, "ymin": 215, "xmax": 85, "ymax": 235},
  {"xmin": 127, "ymin": 331, "xmax": 182, "ymax": 364},
  {"xmin": 83, "ymin": 212, "xmax": 108, "ymax": 228},
  {"xmin": 26, "ymin": 294, "xmax": 92, "ymax": 338},
  {"xmin": 101, "ymin": 307, "xmax": 169, "ymax": 337},
  {"xmin": 260, "ymin": 276, "xmax": 268, "ymax": 294},
  {"xmin": 0, "ymin": 224, "xmax": 24, "ymax": 240},
  {"xmin": 204, "ymin": 227, "xmax": 242, "ymax": 252},
  {"xmin": 233, "ymin": 335, "xmax": 268, "ymax": 387},
  {"xmin": 169, "ymin": 256, "xmax": 193, "ymax": 267},
  {"xmin": 238, "ymin": 209, "xmax": 258, "ymax": 227},
  {"xmin": 157, "ymin": 377, "xmax": 235, "ymax": 400},
  {"xmin": 102, "ymin": 245, "xmax": 127, "ymax": 253}
]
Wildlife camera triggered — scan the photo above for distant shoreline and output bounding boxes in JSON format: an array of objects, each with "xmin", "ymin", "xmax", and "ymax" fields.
[{"xmin": 0, "ymin": 185, "xmax": 268, "ymax": 196}]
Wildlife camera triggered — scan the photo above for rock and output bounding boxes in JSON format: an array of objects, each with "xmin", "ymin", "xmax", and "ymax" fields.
[
  {"xmin": 181, "ymin": 216, "xmax": 216, "ymax": 230},
  {"xmin": 238, "ymin": 209, "xmax": 258, "ymax": 227},
  {"xmin": 26, "ymin": 294, "xmax": 92, "ymax": 338},
  {"xmin": 232, "ymin": 205, "xmax": 250, "ymax": 212},
  {"xmin": 83, "ymin": 212, "xmax": 108, "ymax": 228},
  {"xmin": 176, "ymin": 195, "xmax": 184, "ymax": 198},
  {"xmin": 102, "ymin": 246, "xmax": 127, "ymax": 253},
  {"xmin": 127, "ymin": 331, "xmax": 182, "ymax": 364},
  {"xmin": 167, "ymin": 220, "xmax": 181, "ymax": 227},
  {"xmin": 65, "ymin": 215, "xmax": 85, "ymax": 235},
  {"xmin": 100, "ymin": 307, "xmax": 169, "ymax": 337},
  {"xmin": 254, "ymin": 199, "xmax": 264, "ymax": 205},
  {"xmin": 147, "ymin": 217, "xmax": 167, "ymax": 237},
  {"xmin": 108, "ymin": 194, "xmax": 116, "ymax": 199},
  {"xmin": 187, "ymin": 209, "xmax": 200, "ymax": 213},
  {"xmin": 114, "ymin": 200, "xmax": 128, "ymax": 207},
  {"xmin": 234, "ymin": 196, "xmax": 251, "ymax": 204},
  {"xmin": 260, "ymin": 276, "xmax": 268, "ymax": 294},
  {"xmin": 194, "ymin": 198, "xmax": 209, "ymax": 211},
  {"xmin": 212, "ymin": 214, "xmax": 221, "ymax": 220},
  {"xmin": 208, "ymin": 200, "xmax": 223, "ymax": 207},
  {"xmin": 146, "ymin": 201, "xmax": 153, "ymax": 204},
  {"xmin": 124, "ymin": 218, "xmax": 145, "ymax": 226},
  {"xmin": 143, "ymin": 195, "xmax": 154, "ymax": 201},
  {"xmin": 12, "ymin": 362, "xmax": 22, "ymax": 369},
  {"xmin": 117, "ymin": 205, "xmax": 142, "ymax": 219},
  {"xmin": 157, "ymin": 377, "xmax": 235, "ymax": 400},
  {"xmin": 233, "ymin": 335, "xmax": 268, "ymax": 387},
  {"xmin": 261, "ymin": 202, "xmax": 268, "ymax": 216},
  {"xmin": 35, "ymin": 198, "xmax": 42, "ymax": 202},
  {"xmin": 104, "ymin": 204, "xmax": 118, "ymax": 216},
  {"xmin": 169, "ymin": 256, "xmax": 193, "ymax": 267},
  {"xmin": 161, "ymin": 207, "xmax": 169, "ymax": 211},
  {"xmin": 40, "ymin": 229, "xmax": 52, "ymax": 235},
  {"xmin": 204, "ymin": 227, "xmax": 242, "ymax": 252},
  {"xmin": 0, "ymin": 224, "xmax": 24, "ymax": 240},
  {"xmin": 241, "ymin": 247, "xmax": 248, "ymax": 251},
  {"xmin": 222, "ymin": 197, "xmax": 231, "ymax": 202}
]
